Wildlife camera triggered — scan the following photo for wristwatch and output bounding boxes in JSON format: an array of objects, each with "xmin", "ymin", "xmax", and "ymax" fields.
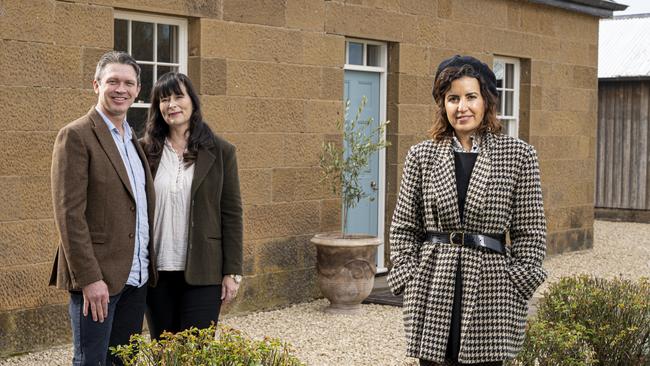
[{"xmin": 228, "ymin": 274, "xmax": 243, "ymax": 284}]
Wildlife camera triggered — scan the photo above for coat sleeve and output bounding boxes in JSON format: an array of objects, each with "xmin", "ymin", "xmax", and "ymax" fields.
[
  {"xmin": 506, "ymin": 145, "xmax": 548, "ymax": 300},
  {"xmin": 51, "ymin": 127, "xmax": 103, "ymax": 288},
  {"xmin": 387, "ymin": 145, "xmax": 427, "ymax": 295},
  {"xmin": 220, "ymin": 143, "xmax": 243, "ymax": 276}
]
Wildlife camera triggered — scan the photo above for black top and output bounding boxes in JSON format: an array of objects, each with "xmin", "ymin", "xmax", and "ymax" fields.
[{"xmin": 454, "ymin": 151, "xmax": 478, "ymax": 224}]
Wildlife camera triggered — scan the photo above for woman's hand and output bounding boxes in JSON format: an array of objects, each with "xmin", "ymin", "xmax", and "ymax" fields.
[{"xmin": 221, "ymin": 275, "xmax": 240, "ymax": 304}]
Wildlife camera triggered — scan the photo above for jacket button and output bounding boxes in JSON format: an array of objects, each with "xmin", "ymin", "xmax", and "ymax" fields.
[
  {"xmin": 129, "ymin": 233, "xmax": 134, "ymax": 238},
  {"xmin": 130, "ymin": 206, "xmax": 135, "ymax": 212}
]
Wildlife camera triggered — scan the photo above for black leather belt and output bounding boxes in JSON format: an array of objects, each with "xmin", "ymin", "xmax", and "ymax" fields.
[{"xmin": 426, "ymin": 231, "xmax": 506, "ymax": 255}]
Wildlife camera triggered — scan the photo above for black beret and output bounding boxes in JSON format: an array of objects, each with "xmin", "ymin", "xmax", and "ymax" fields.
[{"xmin": 433, "ymin": 55, "xmax": 497, "ymax": 101}]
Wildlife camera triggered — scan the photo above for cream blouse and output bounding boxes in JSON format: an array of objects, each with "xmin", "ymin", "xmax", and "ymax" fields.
[{"xmin": 153, "ymin": 140, "xmax": 195, "ymax": 271}]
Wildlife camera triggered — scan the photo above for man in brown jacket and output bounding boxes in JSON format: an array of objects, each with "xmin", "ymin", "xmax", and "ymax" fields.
[{"xmin": 50, "ymin": 51, "xmax": 157, "ymax": 366}]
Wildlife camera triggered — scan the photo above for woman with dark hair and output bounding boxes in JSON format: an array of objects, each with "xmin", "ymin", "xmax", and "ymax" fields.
[
  {"xmin": 387, "ymin": 56, "xmax": 547, "ymax": 365},
  {"xmin": 142, "ymin": 72, "xmax": 243, "ymax": 339}
]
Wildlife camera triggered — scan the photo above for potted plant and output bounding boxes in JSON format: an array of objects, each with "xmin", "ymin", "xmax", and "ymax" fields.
[{"xmin": 312, "ymin": 96, "xmax": 390, "ymax": 314}]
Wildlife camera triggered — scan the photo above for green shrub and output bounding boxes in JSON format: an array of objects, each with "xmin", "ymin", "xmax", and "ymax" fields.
[
  {"xmin": 512, "ymin": 276, "xmax": 650, "ymax": 366},
  {"xmin": 111, "ymin": 324, "xmax": 305, "ymax": 366}
]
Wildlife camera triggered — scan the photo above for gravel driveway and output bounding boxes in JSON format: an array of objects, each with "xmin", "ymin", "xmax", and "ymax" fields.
[{"xmin": 2, "ymin": 220, "xmax": 649, "ymax": 366}]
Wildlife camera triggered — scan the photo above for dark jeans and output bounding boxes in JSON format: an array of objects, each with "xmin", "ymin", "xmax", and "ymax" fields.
[
  {"xmin": 419, "ymin": 359, "xmax": 503, "ymax": 366},
  {"xmin": 69, "ymin": 284, "xmax": 147, "ymax": 366},
  {"xmin": 145, "ymin": 271, "xmax": 222, "ymax": 340}
]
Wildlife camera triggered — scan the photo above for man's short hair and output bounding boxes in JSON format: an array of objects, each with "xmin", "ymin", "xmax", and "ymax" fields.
[{"xmin": 94, "ymin": 51, "xmax": 141, "ymax": 84}]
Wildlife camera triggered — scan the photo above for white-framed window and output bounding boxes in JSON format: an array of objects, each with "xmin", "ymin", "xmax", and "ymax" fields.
[
  {"xmin": 114, "ymin": 11, "xmax": 188, "ymax": 135},
  {"xmin": 344, "ymin": 39, "xmax": 387, "ymax": 72},
  {"xmin": 493, "ymin": 57, "xmax": 520, "ymax": 137}
]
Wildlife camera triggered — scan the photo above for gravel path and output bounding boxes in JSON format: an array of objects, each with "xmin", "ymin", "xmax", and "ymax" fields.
[{"xmin": 2, "ymin": 220, "xmax": 649, "ymax": 365}]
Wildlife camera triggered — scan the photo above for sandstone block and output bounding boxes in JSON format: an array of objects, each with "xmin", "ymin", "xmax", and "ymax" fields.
[
  {"xmin": 320, "ymin": 67, "xmax": 344, "ymax": 101},
  {"xmin": 571, "ymin": 65, "xmax": 597, "ymax": 90},
  {"xmin": 51, "ymin": 89, "xmax": 97, "ymax": 130},
  {"xmin": 0, "ymin": 263, "xmax": 67, "ymax": 312},
  {"xmin": 543, "ymin": 180, "xmax": 595, "ymax": 209},
  {"xmin": 416, "ymin": 17, "xmax": 444, "ymax": 49},
  {"xmin": 438, "ymin": 0, "xmax": 452, "ymax": 18},
  {"xmin": 0, "ymin": 87, "xmax": 50, "ymax": 131},
  {"xmin": 398, "ymin": 44, "xmax": 430, "ymax": 76},
  {"xmin": 539, "ymin": 158, "xmax": 595, "ymax": 186},
  {"xmin": 554, "ymin": 11, "xmax": 597, "ymax": 44},
  {"xmin": 81, "ymin": 47, "xmax": 111, "ymax": 89},
  {"xmin": 220, "ymin": 133, "xmax": 284, "ymax": 169},
  {"xmin": 243, "ymin": 201, "xmax": 321, "ymax": 240},
  {"xmin": 194, "ymin": 57, "xmax": 227, "ymax": 96},
  {"xmin": 54, "ymin": 2, "xmax": 112, "ymax": 48},
  {"xmin": 17, "ymin": 176, "xmax": 53, "ymax": 220},
  {"xmin": 506, "ymin": 1, "xmax": 522, "ymax": 31},
  {"xmin": 227, "ymin": 61, "xmax": 321, "ymax": 99},
  {"xmin": 545, "ymin": 205, "xmax": 594, "ymax": 232},
  {"xmin": 397, "ymin": 75, "xmax": 432, "ymax": 105},
  {"xmin": 320, "ymin": 198, "xmax": 342, "ymax": 233},
  {"xmin": 272, "ymin": 167, "xmax": 331, "ymax": 202},
  {"xmin": 546, "ymin": 227, "xmax": 593, "ymax": 254},
  {"xmin": 0, "ymin": 41, "xmax": 49, "ymax": 87},
  {"xmin": 325, "ymin": 1, "xmax": 418, "ymax": 43},
  {"xmin": 201, "ymin": 20, "xmax": 303, "ymax": 63},
  {"xmin": 530, "ymin": 135, "xmax": 591, "ymax": 161},
  {"xmin": 399, "ymin": 0, "xmax": 437, "ymax": 15},
  {"xmin": 520, "ymin": 3, "xmax": 557, "ymax": 36},
  {"xmin": 0, "ymin": 220, "xmax": 58, "ymax": 268},
  {"xmin": 530, "ymin": 110, "xmax": 593, "ymax": 137},
  {"xmin": 240, "ymin": 168, "xmax": 273, "ymax": 205},
  {"xmin": 47, "ymin": 45, "xmax": 84, "ymax": 89},
  {"xmin": 282, "ymin": 133, "xmax": 323, "ymax": 167},
  {"xmin": 446, "ymin": 0, "xmax": 507, "ymax": 27},
  {"xmin": 0, "ymin": 132, "xmax": 56, "ymax": 176},
  {"xmin": 0, "ymin": 0, "xmax": 54, "ymax": 43},
  {"xmin": 302, "ymin": 32, "xmax": 344, "ymax": 67},
  {"xmin": 248, "ymin": 235, "xmax": 315, "ymax": 275},
  {"xmin": 0, "ymin": 304, "xmax": 71, "ymax": 358},
  {"xmin": 223, "ymin": 0, "xmax": 286, "ymax": 27},
  {"xmin": 286, "ymin": 0, "xmax": 325, "ymax": 31},
  {"xmin": 306, "ymin": 100, "xmax": 343, "ymax": 133},
  {"xmin": 397, "ymin": 104, "xmax": 432, "ymax": 135}
]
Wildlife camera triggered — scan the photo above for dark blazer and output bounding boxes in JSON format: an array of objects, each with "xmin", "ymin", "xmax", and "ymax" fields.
[
  {"xmin": 150, "ymin": 134, "xmax": 243, "ymax": 285},
  {"xmin": 49, "ymin": 108, "xmax": 158, "ymax": 296},
  {"xmin": 387, "ymin": 133, "xmax": 547, "ymax": 363}
]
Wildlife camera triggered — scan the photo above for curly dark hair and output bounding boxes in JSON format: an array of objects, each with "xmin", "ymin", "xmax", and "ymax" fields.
[
  {"xmin": 142, "ymin": 72, "xmax": 215, "ymax": 171},
  {"xmin": 429, "ymin": 64, "xmax": 501, "ymax": 141}
]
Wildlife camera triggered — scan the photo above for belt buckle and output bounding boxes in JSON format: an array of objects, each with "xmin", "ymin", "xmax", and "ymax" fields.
[{"xmin": 449, "ymin": 231, "xmax": 464, "ymax": 246}]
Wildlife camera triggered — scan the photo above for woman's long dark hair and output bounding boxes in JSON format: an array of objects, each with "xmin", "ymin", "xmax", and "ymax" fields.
[
  {"xmin": 143, "ymin": 72, "xmax": 215, "ymax": 172},
  {"xmin": 429, "ymin": 64, "xmax": 501, "ymax": 140}
]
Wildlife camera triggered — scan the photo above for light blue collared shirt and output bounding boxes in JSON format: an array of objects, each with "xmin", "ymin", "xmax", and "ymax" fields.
[{"xmin": 95, "ymin": 107, "xmax": 149, "ymax": 287}]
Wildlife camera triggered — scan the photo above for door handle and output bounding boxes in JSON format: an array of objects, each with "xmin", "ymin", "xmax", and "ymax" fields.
[{"xmin": 370, "ymin": 181, "xmax": 378, "ymax": 191}]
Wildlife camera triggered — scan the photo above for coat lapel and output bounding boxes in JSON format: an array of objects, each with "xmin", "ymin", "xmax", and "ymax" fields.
[
  {"xmin": 430, "ymin": 139, "xmax": 462, "ymax": 230},
  {"xmin": 462, "ymin": 134, "xmax": 492, "ymax": 232},
  {"xmin": 90, "ymin": 109, "xmax": 135, "ymax": 200},
  {"xmin": 191, "ymin": 146, "xmax": 216, "ymax": 198}
]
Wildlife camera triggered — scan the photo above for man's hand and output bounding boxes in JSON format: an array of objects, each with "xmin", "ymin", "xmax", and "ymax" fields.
[
  {"xmin": 82, "ymin": 280, "xmax": 109, "ymax": 322},
  {"xmin": 221, "ymin": 276, "xmax": 240, "ymax": 304}
]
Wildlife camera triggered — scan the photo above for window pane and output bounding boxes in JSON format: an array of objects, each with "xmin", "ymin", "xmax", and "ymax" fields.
[
  {"xmin": 494, "ymin": 61, "xmax": 504, "ymax": 89},
  {"xmin": 132, "ymin": 21, "xmax": 154, "ymax": 61},
  {"xmin": 157, "ymin": 65, "xmax": 178, "ymax": 79},
  {"xmin": 497, "ymin": 90, "xmax": 503, "ymax": 115},
  {"xmin": 367, "ymin": 45, "xmax": 380, "ymax": 66},
  {"xmin": 157, "ymin": 24, "xmax": 178, "ymax": 63},
  {"xmin": 127, "ymin": 107, "xmax": 148, "ymax": 138},
  {"xmin": 505, "ymin": 90, "xmax": 514, "ymax": 116},
  {"xmin": 506, "ymin": 63, "xmax": 514, "ymax": 89},
  {"xmin": 137, "ymin": 64, "xmax": 154, "ymax": 104},
  {"xmin": 348, "ymin": 42, "xmax": 363, "ymax": 65},
  {"xmin": 114, "ymin": 19, "xmax": 128, "ymax": 52}
]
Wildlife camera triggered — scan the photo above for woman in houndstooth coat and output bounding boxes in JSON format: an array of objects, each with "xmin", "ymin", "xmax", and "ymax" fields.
[{"xmin": 387, "ymin": 56, "xmax": 547, "ymax": 366}]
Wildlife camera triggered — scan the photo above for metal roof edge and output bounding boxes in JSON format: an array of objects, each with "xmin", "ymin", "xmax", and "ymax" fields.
[
  {"xmin": 599, "ymin": 76, "xmax": 650, "ymax": 82},
  {"xmin": 527, "ymin": 0, "xmax": 627, "ymax": 17}
]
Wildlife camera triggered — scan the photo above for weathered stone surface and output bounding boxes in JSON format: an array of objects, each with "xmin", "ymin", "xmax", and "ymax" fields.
[
  {"xmin": 416, "ymin": 16, "xmax": 444, "ymax": 49},
  {"xmin": 0, "ymin": 132, "xmax": 56, "ymax": 176},
  {"xmin": 203, "ymin": 96, "xmax": 307, "ymax": 133},
  {"xmin": 546, "ymin": 205, "xmax": 593, "ymax": 232},
  {"xmin": 0, "ymin": 41, "xmax": 49, "ymax": 87},
  {"xmin": 539, "ymin": 158, "xmax": 595, "ymax": 186},
  {"xmin": 0, "ymin": 87, "xmax": 50, "ymax": 131},
  {"xmin": 192, "ymin": 57, "xmax": 227, "ymax": 95},
  {"xmin": 0, "ymin": 220, "xmax": 58, "ymax": 268},
  {"xmin": 221, "ymin": 133, "xmax": 285, "ymax": 169},
  {"xmin": 520, "ymin": 2, "xmax": 557, "ymax": 36},
  {"xmin": 201, "ymin": 20, "xmax": 303, "ymax": 63},
  {"xmin": 227, "ymin": 61, "xmax": 321, "ymax": 99},
  {"xmin": 51, "ymin": 89, "xmax": 97, "ymax": 130},
  {"xmin": 397, "ymin": 74, "xmax": 433, "ymax": 105},
  {"xmin": 0, "ymin": 0, "xmax": 54, "ymax": 43},
  {"xmin": 320, "ymin": 67, "xmax": 344, "ymax": 101},
  {"xmin": 54, "ymin": 2, "xmax": 112, "ymax": 48},
  {"xmin": 272, "ymin": 167, "xmax": 331, "ymax": 202},
  {"xmin": 398, "ymin": 44, "xmax": 430, "ymax": 76},
  {"xmin": 320, "ymin": 198, "xmax": 341, "ymax": 233},
  {"xmin": 0, "ymin": 263, "xmax": 66, "ymax": 312},
  {"xmin": 223, "ymin": 0, "xmax": 286, "ymax": 27},
  {"xmin": 243, "ymin": 201, "xmax": 321, "ymax": 240},
  {"xmin": 302, "ymin": 32, "xmax": 344, "ymax": 67},
  {"xmin": 446, "ymin": 0, "xmax": 508, "ymax": 26},
  {"xmin": 399, "ymin": 0, "xmax": 437, "ymax": 15},
  {"xmin": 286, "ymin": 0, "xmax": 325, "ymax": 31},
  {"xmin": 0, "ymin": 304, "xmax": 71, "ymax": 358},
  {"xmin": 47, "ymin": 46, "xmax": 84, "ymax": 89},
  {"xmin": 396, "ymin": 104, "xmax": 432, "ymax": 135},
  {"xmin": 543, "ymin": 180, "xmax": 595, "ymax": 209},
  {"xmin": 246, "ymin": 234, "xmax": 315, "ymax": 275},
  {"xmin": 81, "ymin": 47, "xmax": 111, "ymax": 89},
  {"xmin": 239, "ymin": 168, "xmax": 273, "ymax": 205},
  {"xmin": 546, "ymin": 227, "xmax": 593, "ymax": 255},
  {"xmin": 530, "ymin": 135, "xmax": 591, "ymax": 161},
  {"xmin": 282, "ymin": 133, "xmax": 322, "ymax": 167},
  {"xmin": 305, "ymin": 100, "xmax": 343, "ymax": 133}
]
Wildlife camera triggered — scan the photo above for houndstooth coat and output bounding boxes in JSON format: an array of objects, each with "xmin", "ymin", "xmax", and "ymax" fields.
[{"xmin": 387, "ymin": 133, "xmax": 547, "ymax": 363}]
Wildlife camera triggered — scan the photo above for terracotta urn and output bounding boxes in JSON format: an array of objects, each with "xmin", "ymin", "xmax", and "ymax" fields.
[{"xmin": 311, "ymin": 233, "xmax": 382, "ymax": 314}]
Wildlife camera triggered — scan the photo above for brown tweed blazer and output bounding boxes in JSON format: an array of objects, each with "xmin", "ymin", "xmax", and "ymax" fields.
[{"xmin": 49, "ymin": 108, "xmax": 158, "ymax": 295}]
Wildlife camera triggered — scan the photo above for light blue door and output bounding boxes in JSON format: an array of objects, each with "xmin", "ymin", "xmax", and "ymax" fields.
[{"xmin": 343, "ymin": 70, "xmax": 381, "ymax": 236}]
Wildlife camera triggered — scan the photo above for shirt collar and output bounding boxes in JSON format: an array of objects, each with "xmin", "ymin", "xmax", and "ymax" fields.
[
  {"xmin": 95, "ymin": 106, "xmax": 132, "ymax": 140},
  {"xmin": 451, "ymin": 133, "xmax": 481, "ymax": 153}
]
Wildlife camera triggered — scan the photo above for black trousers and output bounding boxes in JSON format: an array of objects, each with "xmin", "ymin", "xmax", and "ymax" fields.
[{"xmin": 145, "ymin": 271, "xmax": 222, "ymax": 340}]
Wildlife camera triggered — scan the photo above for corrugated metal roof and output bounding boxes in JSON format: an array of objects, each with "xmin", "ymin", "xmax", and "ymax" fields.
[{"xmin": 599, "ymin": 14, "xmax": 650, "ymax": 79}]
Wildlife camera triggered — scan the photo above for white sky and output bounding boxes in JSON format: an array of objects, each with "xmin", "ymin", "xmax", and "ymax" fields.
[{"xmin": 614, "ymin": 0, "xmax": 650, "ymax": 15}]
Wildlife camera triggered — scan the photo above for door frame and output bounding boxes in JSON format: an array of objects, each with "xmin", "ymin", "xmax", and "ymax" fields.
[{"xmin": 344, "ymin": 38, "xmax": 388, "ymax": 273}]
